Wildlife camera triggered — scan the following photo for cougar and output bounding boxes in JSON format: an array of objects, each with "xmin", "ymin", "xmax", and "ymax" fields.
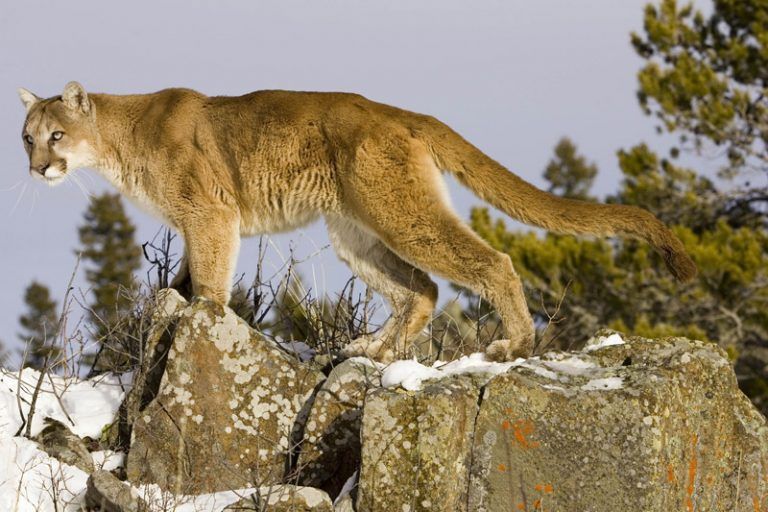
[{"xmin": 18, "ymin": 82, "xmax": 697, "ymax": 362}]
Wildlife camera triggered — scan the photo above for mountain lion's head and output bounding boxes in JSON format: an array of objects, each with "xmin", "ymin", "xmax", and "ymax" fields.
[{"xmin": 18, "ymin": 82, "xmax": 98, "ymax": 186}]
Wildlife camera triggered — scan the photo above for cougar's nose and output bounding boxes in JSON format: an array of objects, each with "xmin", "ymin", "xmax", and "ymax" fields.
[{"xmin": 31, "ymin": 163, "xmax": 50, "ymax": 176}]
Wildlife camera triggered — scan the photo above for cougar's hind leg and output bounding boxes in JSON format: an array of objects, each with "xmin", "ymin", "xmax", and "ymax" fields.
[
  {"xmin": 346, "ymin": 138, "xmax": 534, "ymax": 360},
  {"xmin": 326, "ymin": 215, "xmax": 438, "ymax": 363},
  {"xmin": 386, "ymin": 215, "xmax": 534, "ymax": 361}
]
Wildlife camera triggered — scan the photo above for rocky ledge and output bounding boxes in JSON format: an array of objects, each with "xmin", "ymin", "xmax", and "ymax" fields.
[{"xmin": 54, "ymin": 290, "xmax": 768, "ymax": 511}]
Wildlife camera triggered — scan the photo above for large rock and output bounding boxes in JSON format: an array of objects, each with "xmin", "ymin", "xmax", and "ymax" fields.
[
  {"xmin": 355, "ymin": 335, "xmax": 768, "ymax": 512},
  {"xmin": 297, "ymin": 358, "xmax": 380, "ymax": 496},
  {"xmin": 126, "ymin": 295, "xmax": 325, "ymax": 494},
  {"xmin": 356, "ymin": 376, "xmax": 481, "ymax": 511},
  {"xmin": 468, "ymin": 336, "xmax": 768, "ymax": 511}
]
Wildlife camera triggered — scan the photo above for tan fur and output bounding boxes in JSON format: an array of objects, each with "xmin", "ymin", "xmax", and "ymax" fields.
[{"xmin": 18, "ymin": 82, "xmax": 697, "ymax": 362}]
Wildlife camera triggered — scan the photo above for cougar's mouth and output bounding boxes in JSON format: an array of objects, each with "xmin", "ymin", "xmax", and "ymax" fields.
[{"xmin": 30, "ymin": 165, "xmax": 67, "ymax": 186}]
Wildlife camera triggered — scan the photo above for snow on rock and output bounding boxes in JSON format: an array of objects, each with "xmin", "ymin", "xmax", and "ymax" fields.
[
  {"xmin": 381, "ymin": 353, "xmax": 517, "ymax": 391},
  {"xmin": 0, "ymin": 368, "xmax": 132, "ymax": 511},
  {"xmin": 91, "ymin": 450, "xmax": 125, "ymax": 472},
  {"xmin": 133, "ymin": 484, "xmax": 259, "ymax": 511},
  {"xmin": 583, "ymin": 332, "xmax": 625, "ymax": 352},
  {"xmin": 541, "ymin": 355, "xmax": 596, "ymax": 376},
  {"xmin": 277, "ymin": 339, "xmax": 316, "ymax": 362},
  {"xmin": 581, "ymin": 376, "xmax": 624, "ymax": 391},
  {"xmin": 381, "ymin": 359, "xmax": 441, "ymax": 391},
  {"xmin": 380, "ymin": 339, "xmax": 631, "ymax": 392},
  {"xmin": 0, "ymin": 436, "xmax": 89, "ymax": 511}
]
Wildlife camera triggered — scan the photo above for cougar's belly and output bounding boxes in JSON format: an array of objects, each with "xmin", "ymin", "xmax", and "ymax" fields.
[
  {"xmin": 237, "ymin": 162, "xmax": 340, "ymax": 236},
  {"xmin": 238, "ymin": 182, "xmax": 331, "ymax": 236},
  {"xmin": 240, "ymin": 205, "xmax": 320, "ymax": 236}
]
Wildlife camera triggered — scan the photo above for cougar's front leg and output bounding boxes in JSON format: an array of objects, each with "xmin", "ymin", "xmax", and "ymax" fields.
[{"xmin": 181, "ymin": 210, "xmax": 241, "ymax": 305}]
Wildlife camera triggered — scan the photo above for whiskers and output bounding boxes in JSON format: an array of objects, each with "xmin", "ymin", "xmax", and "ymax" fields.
[
  {"xmin": 8, "ymin": 181, "xmax": 28, "ymax": 215},
  {"xmin": 0, "ymin": 180, "xmax": 25, "ymax": 192},
  {"xmin": 29, "ymin": 187, "xmax": 39, "ymax": 215},
  {"xmin": 69, "ymin": 170, "xmax": 93, "ymax": 202}
]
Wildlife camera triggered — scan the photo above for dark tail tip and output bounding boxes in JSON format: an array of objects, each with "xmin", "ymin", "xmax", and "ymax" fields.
[{"xmin": 663, "ymin": 247, "xmax": 698, "ymax": 282}]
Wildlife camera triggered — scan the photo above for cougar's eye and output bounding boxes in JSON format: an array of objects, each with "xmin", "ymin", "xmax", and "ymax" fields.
[
  {"xmin": 51, "ymin": 131, "xmax": 64, "ymax": 141},
  {"xmin": 24, "ymin": 134, "xmax": 34, "ymax": 145}
]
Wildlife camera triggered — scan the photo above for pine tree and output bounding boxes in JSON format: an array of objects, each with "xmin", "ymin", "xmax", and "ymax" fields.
[
  {"xmin": 77, "ymin": 192, "xmax": 142, "ymax": 346},
  {"xmin": 608, "ymin": 143, "xmax": 723, "ymax": 232},
  {"xmin": 18, "ymin": 281, "xmax": 60, "ymax": 369},
  {"xmin": 632, "ymin": 0, "xmax": 768, "ymax": 222},
  {"xmin": 543, "ymin": 137, "xmax": 598, "ymax": 201}
]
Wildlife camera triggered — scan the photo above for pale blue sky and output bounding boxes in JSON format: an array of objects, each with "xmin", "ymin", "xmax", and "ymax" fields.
[{"xmin": 0, "ymin": 0, "xmax": 709, "ymax": 359}]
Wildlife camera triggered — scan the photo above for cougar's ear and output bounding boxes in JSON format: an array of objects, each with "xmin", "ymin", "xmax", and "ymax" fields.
[
  {"xmin": 18, "ymin": 88, "xmax": 40, "ymax": 112},
  {"xmin": 62, "ymin": 81, "xmax": 90, "ymax": 113}
]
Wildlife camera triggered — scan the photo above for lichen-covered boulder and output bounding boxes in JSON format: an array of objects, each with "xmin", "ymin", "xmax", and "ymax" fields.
[
  {"xmin": 224, "ymin": 484, "xmax": 333, "ymax": 511},
  {"xmin": 126, "ymin": 296, "xmax": 325, "ymax": 494},
  {"xmin": 297, "ymin": 358, "xmax": 380, "ymax": 496},
  {"xmin": 356, "ymin": 376, "xmax": 480, "ymax": 512},
  {"xmin": 468, "ymin": 336, "xmax": 768, "ymax": 512}
]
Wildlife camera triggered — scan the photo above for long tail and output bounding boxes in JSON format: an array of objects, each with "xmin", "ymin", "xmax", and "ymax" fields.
[{"xmin": 415, "ymin": 116, "xmax": 697, "ymax": 282}]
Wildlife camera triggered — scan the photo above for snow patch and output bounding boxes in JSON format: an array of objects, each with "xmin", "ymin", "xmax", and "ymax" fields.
[
  {"xmin": 381, "ymin": 353, "xmax": 516, "ymax": 391},
  {"xmin": 0, "ymin": 436, "xmax": 89, "ymax": 511},
  {"xmin": 584, "ymin": 333, "xmax": 625, "ymax": 352},
  {"xmin": 0, "ymin": 368, "xmax": 132, "ymax": 511},
  {"xmin": 278, "ymin": 340, "xmax": 316, "ymax": 362},
  {"xmin": 0, "ymin": 368, "xmax": 132, "ymax": 438},
  {"xmin": 542, "ymin": 355, "xmax": 596, "ymax": 376},
  {"xmin": 91, "ymin": 450, "xmax": 125, "ymax": 471},
  {"xmin": 510, "ymin": 359, "xmax": 560, "ymax": 380},
  {"xmin": 581, "ymin": 377, "xmax": 624, "ymax": 391},
  {"xmin": 134, "ymin": 484, "xmax": 258, "ymax": 511}
]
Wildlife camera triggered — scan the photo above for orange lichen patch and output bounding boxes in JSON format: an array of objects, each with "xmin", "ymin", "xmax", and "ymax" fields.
[
  {"xmin": 497, "ymin": 463, "xmax": 507, "ymax": 472},
  {"xmin": 516, "ymin": 503, "xmax": 526, "ymax": 511},
  {"xmin": 534, "ymin": 483, "xmax": 554, "ymax": 493},
  {"xmin": 753, "ymin": 496, "xmax": 760, "ymax": 512},
  {"xmin": 511, "ymin": 419, "xmax": 541, "ymax": 449},
  {"xmin": 667, "ymin": 463, "xmax": 677, "ymax": 484},
  {"xmin": 502, "ymin": 420, "xmax": 511, "ymax": 430},
  {"xmin": 686, "ymin": 433, "xmax": 699, "ymax": 512},
  {"xmin": 533, "ymin": 498, "xmax": 542, "ymax": 510}
]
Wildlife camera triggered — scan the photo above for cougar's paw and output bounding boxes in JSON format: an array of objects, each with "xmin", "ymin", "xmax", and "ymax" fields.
[
  {"xmin": 341, "ymin": 337, "xmax": 395, "ymax": 364},
  {"xmin": 485, "ymin": 338, "xmax": 533, "ymax": 362}
]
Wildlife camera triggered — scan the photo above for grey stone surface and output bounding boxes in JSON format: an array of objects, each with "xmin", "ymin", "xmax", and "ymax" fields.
[
  {"xmin": 85, "ymin": 470, "xmax": 147, "ymax": 512},
  {"xmin": 356, "ymin": 376, "xmax": 480, "ymax": 512},
  {"xmin": 468, "ymin": 336, "xmax": 768, "ymax": 512},
  {"xmin": 126, "ymin": 296, "xmax": 325, "ymax": 494}
]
